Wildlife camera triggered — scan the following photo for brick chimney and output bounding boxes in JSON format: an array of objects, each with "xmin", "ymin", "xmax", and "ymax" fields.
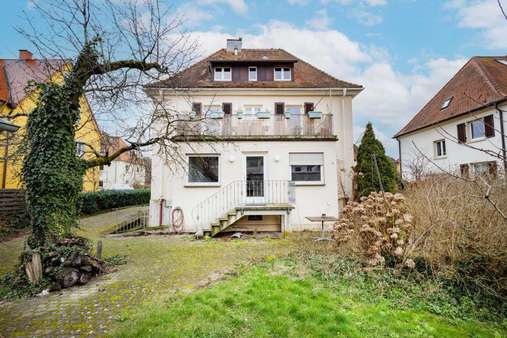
[{"xmin": 19, "ymin": 49, "xmax": 33, "ymax": 60}]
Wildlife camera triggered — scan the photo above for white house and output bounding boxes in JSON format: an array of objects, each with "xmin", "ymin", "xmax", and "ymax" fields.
[
  {"xmin": 99, "ymin": 135, "xmax": 146, "ymax": 190},
  {"xmin": 145, "ymin": 38, "xmax": 363, "ymax": 235},
  {"xmin": 395, "ymin": 56, "xmax": 507, "ymax": 180}
]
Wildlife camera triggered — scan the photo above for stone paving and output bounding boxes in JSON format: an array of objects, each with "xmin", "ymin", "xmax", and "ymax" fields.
[{"xmin": 0, "ymin": 207, "xmax": 291, "ymax": 337}]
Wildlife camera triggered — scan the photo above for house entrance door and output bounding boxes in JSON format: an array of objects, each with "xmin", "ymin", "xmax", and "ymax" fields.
[{"xmin": 245, "ymin": 156, "xmax": 264, "ymax": 204}]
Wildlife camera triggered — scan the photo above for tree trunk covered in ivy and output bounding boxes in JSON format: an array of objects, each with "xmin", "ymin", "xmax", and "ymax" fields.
[{"xmin": 23, "ymin": 82, "xmax": 85, "ymax": 249}]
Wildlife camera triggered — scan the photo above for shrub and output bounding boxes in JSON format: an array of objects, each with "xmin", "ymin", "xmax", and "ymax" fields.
[
  {"xmin": 78, "ymin": 189, "xmax": 150, "ymax": 215},
  {"xmin": 404, "ymin": 176, "xmax": 506, "ymax": 311},
  {"xmin": 334, "ymin": 191, "xmax": 414, "ymax": 268}
]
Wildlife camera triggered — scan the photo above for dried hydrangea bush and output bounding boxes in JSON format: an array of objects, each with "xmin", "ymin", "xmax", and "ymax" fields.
[{"xmin": 334, "ymin": 192, "xmax": 415, "ymax": 268}]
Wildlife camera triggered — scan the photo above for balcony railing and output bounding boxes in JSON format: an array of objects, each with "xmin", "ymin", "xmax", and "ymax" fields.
[{"xmin": 175, "ymin": 113, "xmax": 334, "ymax": 138}]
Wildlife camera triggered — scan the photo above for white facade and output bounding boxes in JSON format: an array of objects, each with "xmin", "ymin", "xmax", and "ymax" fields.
[
  {"xmin": 398, "ymin": 103, "xmax": 506, "ymax": 180},
  {"xmin": 100, "ymin": 160, "xmax": 146, "ymax": 190},
  {"xmin": 148, "ymin": 88, "xmax": 359, "ymax": 233}
]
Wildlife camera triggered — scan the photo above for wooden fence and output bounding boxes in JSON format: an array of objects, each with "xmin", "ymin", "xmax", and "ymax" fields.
[{"xmin": 0, "ymin": 189, "xmax": 26, "ymax": 224}]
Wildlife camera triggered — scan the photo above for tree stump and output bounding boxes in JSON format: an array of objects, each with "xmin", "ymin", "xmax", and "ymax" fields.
[{"xmin": 25, "ymin": 253, "xmax": 42, "ymax": 284}]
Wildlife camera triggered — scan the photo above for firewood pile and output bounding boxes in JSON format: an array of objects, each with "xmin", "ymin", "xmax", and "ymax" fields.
[{"xmin": 25, "ymin": 237, "xmax": 105, "ymax": 290}]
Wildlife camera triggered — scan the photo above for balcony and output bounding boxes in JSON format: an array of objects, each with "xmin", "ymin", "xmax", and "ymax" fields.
[{"xmin": 174, "ymin": 113, "xmax": 335, "ymax": 140}]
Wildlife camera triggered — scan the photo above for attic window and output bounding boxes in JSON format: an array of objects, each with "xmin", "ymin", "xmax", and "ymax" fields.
[
  {"xmin": 497, "ymin": 59, "xmax": 507, "ymax": 66},
  {"xmin": 441, "ymin": 97, "xmax": 453, "ymax": 110}
]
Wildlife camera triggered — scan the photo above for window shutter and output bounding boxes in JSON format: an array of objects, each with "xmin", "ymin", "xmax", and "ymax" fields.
[
  {"xmin": 192, "ymin": 102, "xmax": 202, "ymax": 116},
  {"xmin": 222, "ymin": 103, "xmax": 232, "ymax": 115},
  {"xmin": 304, "ymin": 102, "xmax": 314, "ymax": 114},
  {"xmin": 457, "ymin": 123, "xmax": 466, "ymax": 143},
  {"xmin": 275, "ymin": 102, "xmax": 285, "ymax": 115},
  {"xmin": 460, "ymin": 163, "xmax": 469, "ymax": 178},
  {"xmin": 289, "ymin": 153, "xmax": 324, "ymax": 165},
  {"xmin": 484, "ymin": 114, "xmax": 495, "ymax": 138}
]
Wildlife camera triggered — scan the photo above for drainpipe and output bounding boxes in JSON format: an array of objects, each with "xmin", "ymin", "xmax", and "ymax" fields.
[
  {"xmin": 159, "ymin": 198, "xmax": 165, "ymax": 226},
  {"xmin": 1, "ymin": 134, "xmax": 9, "ymax": 189},
  {"xmin": 496, "ymin": 103, "xmax": 507, "ymax": 171},
  {"xmin": 397, "ymin": 138, "xmax": 402, "ymax": 181}
]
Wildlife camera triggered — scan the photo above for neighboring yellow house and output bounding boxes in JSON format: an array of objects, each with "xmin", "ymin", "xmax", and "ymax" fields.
[{"xmin": 0, "ymin": 50, "xmax": 101, "ymax": 192}]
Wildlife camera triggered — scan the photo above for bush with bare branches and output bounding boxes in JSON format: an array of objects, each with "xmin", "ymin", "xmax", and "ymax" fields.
[{"xmin": 404, "ymin": 176, "xmax": 507, "ymax": 303}]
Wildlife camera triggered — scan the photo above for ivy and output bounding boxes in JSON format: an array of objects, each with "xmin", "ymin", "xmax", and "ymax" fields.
[{"xmin": 22, "ymin": 82, "xmax": 86, "ymax": 249}]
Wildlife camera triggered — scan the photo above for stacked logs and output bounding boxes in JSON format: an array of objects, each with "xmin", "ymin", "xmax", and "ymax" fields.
[{"xmin": 26, "ymin": 237, "xmax": 105, "ymax": 290}]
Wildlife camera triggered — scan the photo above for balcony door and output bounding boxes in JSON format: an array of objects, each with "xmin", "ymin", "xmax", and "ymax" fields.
[{"xmin": 245, "ymin": 156, "xmax": 265, "ymax": 204}]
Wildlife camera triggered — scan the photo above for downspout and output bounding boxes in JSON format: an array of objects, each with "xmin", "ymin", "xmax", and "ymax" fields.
[
  {"xmin": 496, "ymin": 103, "xmax": 507, "ymax": 173},
  {"xmin": 397, "ymin": 138, "xmax": 402, "ymax": 181},
  {"xmin": 1, "ymin": 133, "xmax": 9, "ymax": 189},
  {"xmin": 159, "ymin": 198, "xmax": 165, "ymax": 227}
]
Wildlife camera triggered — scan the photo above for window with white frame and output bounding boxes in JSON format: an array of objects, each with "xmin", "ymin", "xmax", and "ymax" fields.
[
  {"xmin": 76, "ymin": 142, "xmax": 86, "ymax": 157},
  {"xmin": 214, "ymin": 67, "xmax": 231, "ymax": 81},
  {"xmin": 469, "ymin": 118, "xmax": 486, "ymax": 140},
  {"xmin": 289, "ymin": 153, "xmax": 324, "ymax": 184},
  {"xmin": 274, "ymin": 67, "xmax": 291, "ymax": 81},
  {"xmin": 188, "ymin": 155, "xmax": 219, "ymax": 183},
  {"xmin": 248, "ymin": 67, "xmax": 257, "ymax": 81},
  {"xmin": 433, "ymin": 139, "xmax": 446, "ymax": 158},
  {"xmin": 243, "ymin": 105, "xmax": 263, "ymax": 115},
  {"xmin": 285, "ymin": 105, "xmax": 301, "ymax": 114},
  {"xmin": 204, "ymin": 105, "xmax": 222, "ymax": 115}
]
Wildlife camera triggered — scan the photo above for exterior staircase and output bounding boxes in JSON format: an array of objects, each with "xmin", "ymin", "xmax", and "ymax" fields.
[{"xmin": 192, "ymin": 180, "xmax": 295, "ymax": 237}]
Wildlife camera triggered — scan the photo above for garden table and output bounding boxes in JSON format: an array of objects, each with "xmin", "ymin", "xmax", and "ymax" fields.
[{"xmin": 305, "ymin": 214, "xmax": 339, "ymax": 241}]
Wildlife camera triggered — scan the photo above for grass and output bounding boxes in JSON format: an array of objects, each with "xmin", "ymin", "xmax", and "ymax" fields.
[{"xmin": 111, "ymin": 253, "xmax": 506, "ymax": 338}]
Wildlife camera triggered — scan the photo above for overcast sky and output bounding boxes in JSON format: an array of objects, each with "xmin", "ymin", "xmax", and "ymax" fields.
[{"xmin": 1, "ymin": 0, "xmax": 506, "ymax": 156}]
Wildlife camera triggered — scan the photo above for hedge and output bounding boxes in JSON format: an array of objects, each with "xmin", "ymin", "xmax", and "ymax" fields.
[{"xmin": 79, "ymin": 189, "xmax": 150, "ymax": 215}]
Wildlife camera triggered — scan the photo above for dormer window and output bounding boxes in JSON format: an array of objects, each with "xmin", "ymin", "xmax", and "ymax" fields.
[
  {"xmin": 274, "ymin": 67, "xmax": 291, "ymax": 81},
  {"xmin": 248, "ymin": 67, "xmax": 257, "ymax": 81},
  {"xmin": 441, "ymin": 96, "xmax": 453, "ymax": 110},
  {"xmin": 214, "ymin": 67, "xmax": 231, "ymax": 81}
]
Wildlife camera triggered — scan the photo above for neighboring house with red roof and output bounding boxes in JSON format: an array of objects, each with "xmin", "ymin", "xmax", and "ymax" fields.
[
  {"xmin": 99, "ymin": 134, "xmax": 146, "ymax": 190},
  {"xmin": 394, "ymin": 56, "xmax": 507, "ymax": 180},
  {"xmin": 144, "ymin": 38, "xmax": 363, "ymax": 235},
  {"xmin": 0, "ymin": 50, "xmax": 102, "ymax": 191}
]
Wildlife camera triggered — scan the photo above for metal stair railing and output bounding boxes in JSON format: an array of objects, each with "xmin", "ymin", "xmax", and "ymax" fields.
[{"xmin": 191, "ymin": 180, "xmax": 292, "ymax": 231}]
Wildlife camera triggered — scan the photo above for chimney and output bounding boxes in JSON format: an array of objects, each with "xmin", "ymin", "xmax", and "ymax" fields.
[
  {"xmin": 19, "ymin": 50, "xmax": 33, "ymax": 60},
  {"xmin": 226, "ymin": 37, "xmax": 242, "ymax": 54}
]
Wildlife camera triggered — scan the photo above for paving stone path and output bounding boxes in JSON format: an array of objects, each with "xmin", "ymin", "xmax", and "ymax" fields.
[{"xmin": 0, "ymin": 207, "xmax": 291, "ymax": 337}]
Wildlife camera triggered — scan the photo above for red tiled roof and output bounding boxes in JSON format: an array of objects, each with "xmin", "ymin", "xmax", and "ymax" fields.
[
  {"xmin": 395, "ymin": 56, "xmax": 507, "ymax": 138},
  {"xmin": 0, "ymin": 57, "xmax": 65, "ymax": 108},
  {"xmin": 101, "ymin": 134, "xmax": 134, "ymax": 162},
  {"xmin": 148, "ymin": 48, "xmax": 362, "ymax": 89}
]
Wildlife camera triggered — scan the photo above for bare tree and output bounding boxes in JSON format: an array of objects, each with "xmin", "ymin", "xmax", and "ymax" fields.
[{"xmin": 0, "ymin": 0, "xmax": 214, "ymax": 258}]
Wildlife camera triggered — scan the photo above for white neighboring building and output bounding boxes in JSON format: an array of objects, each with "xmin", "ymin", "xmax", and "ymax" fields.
[
  {"xmin": 395, "ymin": 56, "xmax": 507, "ymax": 180},
  {"xmin": 99, "ymin": 135, "xmax": 146, "ymax": 190},
  {"xmin": 145, "ymin": 38, "xmax": 363, "ymax": 235}
]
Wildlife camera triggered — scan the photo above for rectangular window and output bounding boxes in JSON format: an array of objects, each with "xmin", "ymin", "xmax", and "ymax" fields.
[
  {"xmin": 222, "ymin": 102, "xmax": 232, "ymax": 115},
  {"xmin": 243, "ymin": 105, "xmax": 262, "ymax": 115},
  {"xmin": 76, "ymin": 142, "xmax": 86, "ymax": 157},
  {"xmin": 247, "ymin": 215, "xmax": 263, "ymax": 221},
  {"xmin": 289, "ymin": 153, "xmax": 324, "ymax": 184},
  {"xmin": 286, "ymin": 105, "xmax": 301, "ymax": 114},
  {"xmin": 214, "ymin": 67, "xmax": 231, "ymax": 81},
  {"xmin": 274, "ymin": 67, "xmax": 291, "ymax": 81},
  {"xmin": 248, "ymin": 67, "xmax": 257, "ymax": 81},
  {"xmin": 192, "ymin": 102, "xmax": 202, "ymax": 116},
  {"xmin": 188, "ymin": 156, "xmax": 219, "ymax": 183},
  {"xmin": 204, "ymin": 105, "xmax": 222, "ymax": 114},
  {"xmin": 469, "ymin": 118, "xmax": 486, "ymax": 140},
  {"xmin": 471, "ymin": 161, "xmax": 497, "ymax": 177},
  {"xmin": 433, "ymin": 139, "xmax": 446, "ymax": 158}
]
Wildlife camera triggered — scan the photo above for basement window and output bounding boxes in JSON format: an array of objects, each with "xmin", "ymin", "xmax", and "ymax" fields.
[
  {"xmin": 440, "ymin": 96, "xmax": 453, "ymax": 110},
  {"xmin": 247, "ymin": 215, "xmax": 263, "ymax": 221}
]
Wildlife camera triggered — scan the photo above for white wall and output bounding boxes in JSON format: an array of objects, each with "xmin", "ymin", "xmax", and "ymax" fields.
[
  {"xmin": 100, "ymin": 160, "xmax": 146, "ymax": 190},
  {"xmin": 398, "ymin": 103, "xmax": 506, "ymax": 180},
  {"xmin": 148, "ymin": 88, "xmax": 358, "ymax": 231}
]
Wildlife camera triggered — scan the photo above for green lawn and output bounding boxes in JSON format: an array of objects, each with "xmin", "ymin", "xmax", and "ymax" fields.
[{"xmin": 112, "ymin": 259, "xmax": 505, "ymax": 338}]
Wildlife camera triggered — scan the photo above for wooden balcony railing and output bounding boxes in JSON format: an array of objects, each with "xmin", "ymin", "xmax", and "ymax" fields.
[{"xmin": 175, "ymin": 113, "xmax": 334, "ymax": 138}]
